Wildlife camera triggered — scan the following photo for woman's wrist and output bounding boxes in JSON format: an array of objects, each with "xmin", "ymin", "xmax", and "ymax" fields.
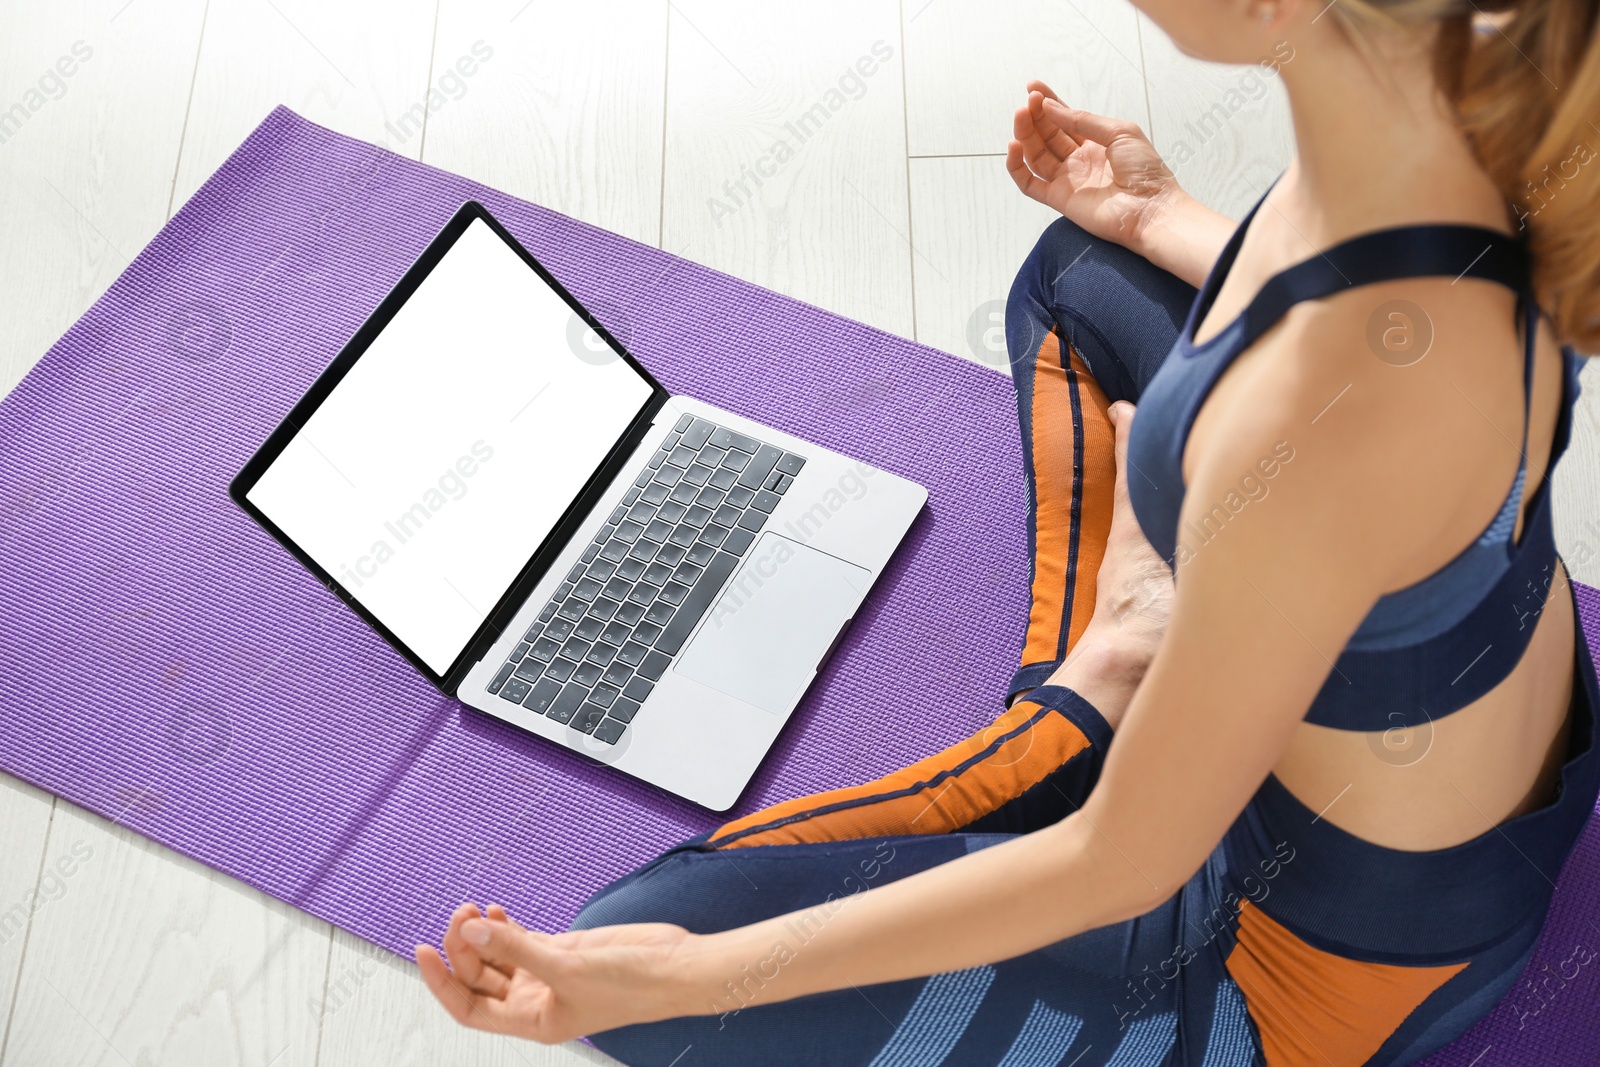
[{"xmin": 1129, "ymin": 188, "xmax": 1235, "ymax": 288}]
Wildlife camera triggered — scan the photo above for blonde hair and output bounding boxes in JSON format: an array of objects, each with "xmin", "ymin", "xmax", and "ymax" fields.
[{"xmin": 1340, "ymin": 0, "xmax": 1600, "ymax": 352}]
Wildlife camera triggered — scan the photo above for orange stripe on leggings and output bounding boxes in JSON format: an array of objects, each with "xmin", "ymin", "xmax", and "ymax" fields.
[
  {"xmin": 1224, "ymin": 899, "xmax": 1467, "ymax": 1066},
  {"xmin": 707, "ymin": 699, "xmax": 1094, "ymax": 849},
  {"xmin": 1022, "ymin": 334, "xmax": 1116, "ymax": 667}
]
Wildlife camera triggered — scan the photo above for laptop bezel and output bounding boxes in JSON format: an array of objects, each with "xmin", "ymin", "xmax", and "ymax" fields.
[{"xmin": 229, "ymin": 200, "xmax": 670, "ymax": 694}]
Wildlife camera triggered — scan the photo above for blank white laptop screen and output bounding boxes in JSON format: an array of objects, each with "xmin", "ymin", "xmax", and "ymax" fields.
[{"xmin": 247, "ymin": 218, "xmax": 655, "ymax": 673}]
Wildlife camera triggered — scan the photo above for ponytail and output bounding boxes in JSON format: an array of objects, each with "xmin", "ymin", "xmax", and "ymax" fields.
[{"xmin": 1343, "ymin": 0, "xmax": 1600, "ymax": 351}]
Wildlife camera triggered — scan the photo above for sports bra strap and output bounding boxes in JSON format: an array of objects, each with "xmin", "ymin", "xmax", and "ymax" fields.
[{"xmin": 1237, "ymin": 226, "xmax": 1531, "ymax": 351}]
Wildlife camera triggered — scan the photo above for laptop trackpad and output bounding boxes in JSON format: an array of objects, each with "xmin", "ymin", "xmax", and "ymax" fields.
[{"xmin": 674, "ymin": 533, "xmax": 870, "ymax": 713}]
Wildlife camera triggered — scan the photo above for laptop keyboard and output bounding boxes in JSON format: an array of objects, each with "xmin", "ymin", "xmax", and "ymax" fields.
[{"xmin": 485, "ymin": 414, "xmax": 807, "ymax": 745}]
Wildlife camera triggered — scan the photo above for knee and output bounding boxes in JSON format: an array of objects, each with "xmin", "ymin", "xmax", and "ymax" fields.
[{"xmin": 1004, "ymin": 217, "xmax": 1110, "ymax": 377}]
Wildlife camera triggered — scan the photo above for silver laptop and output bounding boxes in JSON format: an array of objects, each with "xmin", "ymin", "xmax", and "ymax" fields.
[{"xmin": 231, "ymin": 201, "xmax": 926, "ymax": 811}]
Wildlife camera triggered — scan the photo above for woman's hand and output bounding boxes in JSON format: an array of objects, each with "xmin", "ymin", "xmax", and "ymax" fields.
[
  {"xmin": 415, "ymin": 903, "xmax": 697, "ymax": 1043},
  {"xmin": 1008, "ymin": 81, "xmax": 1233, "ymax": 286}
]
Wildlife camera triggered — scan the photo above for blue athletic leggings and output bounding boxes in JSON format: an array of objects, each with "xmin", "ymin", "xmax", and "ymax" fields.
[{"xmin": 569, "ymin": 219, "xmax": 1600, "ymax": 1067}]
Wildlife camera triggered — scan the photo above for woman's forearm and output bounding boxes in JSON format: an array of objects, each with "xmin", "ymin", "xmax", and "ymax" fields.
[
  {"xmin": 1132, "ymin": 190, "xmax": 1237, "ymax": 288},
  {"xmin": 667, "ymin": 814, "xmax": 1160, "ymax": 1020}
]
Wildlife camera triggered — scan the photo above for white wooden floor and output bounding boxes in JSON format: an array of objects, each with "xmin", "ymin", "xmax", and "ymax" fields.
[{"xmin": 0, "ymin": 2, "xmax": 1595, "ymax": 1064}]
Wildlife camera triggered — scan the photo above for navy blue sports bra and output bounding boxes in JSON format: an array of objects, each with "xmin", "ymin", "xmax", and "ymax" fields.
[{"xmin": 1126, "ymin": 186, "xmax": 1583, "ymax": 731}]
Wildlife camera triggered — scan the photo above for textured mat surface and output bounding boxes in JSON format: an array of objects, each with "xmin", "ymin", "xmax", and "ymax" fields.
[{"xmin": 1, "ymin": 107, "xmax": 1597, "ymax": 1064}]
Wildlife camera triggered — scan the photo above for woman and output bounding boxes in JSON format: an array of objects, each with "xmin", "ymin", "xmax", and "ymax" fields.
[{"xmin": 417, "ymin": 1, "xmax": 1600, "ymax": 1063}]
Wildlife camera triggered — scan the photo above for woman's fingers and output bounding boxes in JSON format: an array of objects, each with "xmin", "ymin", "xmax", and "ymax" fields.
[
  {"xmin": 1013, "ymin": 106, "xmax": 1064, "ymax": 179},
  {"xmin": 1025, "ymin": 78, "xmax": 1061, "ymax": 103},
  {"xmin": 1041, "ymin": 98, "xmax": 1143, "ymax": 148},
  {"xmin": 417, "ymin": 945, "xmax": 540, "ymax": 1037},
  {"xmin": 1028, "ymin": 90, "xmax": 1080, "ymax": 158},
  {"xmin": 462, "ymin": 917, "xmax": 566, "ymax": 982},
  {"xmin": 1007, "ymin": 140, "xmax": 1049, "ymax": 203}
]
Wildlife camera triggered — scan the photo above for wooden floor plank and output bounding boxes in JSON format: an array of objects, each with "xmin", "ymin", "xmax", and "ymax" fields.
[
  {"xmin": 908, "ymin": 154, "xmax": 1058, "ymax": 365},
  {"xmin": 903, "ymin": 0, "xmax": 1148, "ymax": 159},
  {"xmin": 424, "ymin": 0, "xmax": 669, "ymax": 247},
  {"xmin": 0, "ymin": 0, "xmax": 207, "ymax": 397},
  {"xmin": 660, "ymin": 0, "xmax": 913, "ymax": 337},
  {"xmin": 0, "ymin": 777, "xmax": 55, "ymax": 1062},
  {"xmin": 2, "ymin": 802, "xmax": 329, "ymax": 1067}
]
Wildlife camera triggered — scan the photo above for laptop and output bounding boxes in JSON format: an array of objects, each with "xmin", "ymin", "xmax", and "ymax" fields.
[{"xmin": 230, "ymin": 201, "xmax": 926, "ymax": 811}]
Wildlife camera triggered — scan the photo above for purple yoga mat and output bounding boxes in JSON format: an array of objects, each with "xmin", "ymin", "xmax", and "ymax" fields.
[{"xmin": 1, "ymin": 107, "xmax": 1596, "ymax": 1064}]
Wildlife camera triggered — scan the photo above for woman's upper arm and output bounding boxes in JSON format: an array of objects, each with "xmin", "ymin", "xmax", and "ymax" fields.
[{"xmin": 1077, "ymin": 341, "xmax": 1408, "ymax": 912}]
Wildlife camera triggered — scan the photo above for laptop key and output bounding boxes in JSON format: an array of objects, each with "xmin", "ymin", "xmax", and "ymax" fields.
[
  {"xmin": 683, "ymin": 464, "xmax": 713, "ymax": 487},
  {"xmin": 643, "ymin": 600, "xmax": 676, "ymax": 626},
  {"xmin": 638, "ymin": 649, "xmax": 673, "ymax": 680},
  {"xmin": 615, "ymin": 601, "xmax": 647, "ymax": 625},
  {"xmin": 668, "ymin": 524, "xmax": 699, "ymax": 548},
  {"xmin": 672, "ymin": 562, "xmax": 703, "ymax": 585},
  {"xmin": 545, "ymin": 657, "xmax": 577, "ymax": 683},
  {"xmin": 592, "ymin": 717, "xmax": 627, "ymax": 745},
  {"xmin": 487, "ymin": 662, "xmax": 515, "ymax": 695},
  {"xmin": 775, "ymin": 474, "xmax": 793, "ymax": 492},
  {"xmin": 711, "ymin": 503, "xmax": 742, "ymax": 529},
  {"xmin": 510, "ymin": 642, "xmax": 530, "ymax": 662},
  {"xmin": 603, "ymin": 577, "xmax": 632, "ymax": 602},
  {"xmin": 709, "ymin": 465, "xmax": 739, "ymax": 490},
  {"xmin": 600, "ymin": 621, "xmax": 631, "ymax": 646},
  {"xmin": 737, "ymin": 445, "xmax": 784, "ymax": 491},
  {"xmin": 529, "ymin": 637, "xmax": 561, "ymax": 663},
  {"xmin": 599, "ymin": 539, "xmax": 629, "ymax": 563},
  {"xmin": 572, "ymin": 661, "xmax": 604, "ymax": 687},
  {"xmin": 763, "ymin": 471, "xmax": 785, "ymax": 492},
  {"xmin": 623, "ymin": 487, "xmax": 642, "ymax": 505},
  {"xmin": 500, "ymin": 677, "xmax": 533, "ymax": 704},
  {"xmin": 589, "ymin": 559, "xmax": 617, "ymax": 582},
  {"xmin": 736, "ymin": 510, "xmax": 767, "ymax": 533},
  {"xmin": 614, "ymin": 520, "xmax": 644, "ymax": 544},
  {"xmin": 524, "ymin": 677, "xmax": 564, "ymax": 715},
  {"xmin": 537, "ymin": 602, "xmax": 558, "ymax": 623},
  {"xmin": 751, "ymin": 489, "xmax": 781, "ymax": 513},
  {"xmin": 709, "ymin": 426, "xmax": 759, "ymax": 454},
  {"xmin": 626, "ymin": 582, "xmax": 656, "ymax": 606},
  {"xmin": 655, "ymin": 543, "xmax": 687, "ymax": 567},
  {"xmin": 623, "ymin": 676, "xmax": 655, "ymax": 703},
  {"xmin": 669, "ymin": 481, "xmax": 700, "ymax": 505},
  {"xmin": 573, "ymin": 616, "xmax": 605, "ymax": 642},
  {"xmin": 698, "ymin": 524, "xmax": 728, "ymax": 547},
  {"xmin": 590, "ymin": 684, "xmax": 620, "ymax": 708},
  {"xmin": 657, "ymin": 501, "xmax": 688, "ymax": 524},
  {"xmin": 685, "ymin": 541, "xmax": 716, "ymax": 566},
  {"xmin": 581, "ymin": 543, "xmax": 600, "ymax": 564},
  {"xmin": 560, "ymin": 637, "xmax": 592, "ymax": 661},
  {"xmin": 557, "ymin": 599, "xmax": 587, "ymax": 621},
  {"xmin": 725, "ymin": 485, "xmax": 755, "ymax": 508},
  {"xmin": 544, "ymin": 617, "xmax": 575, "ymax": 641},
  {"xmin": 641, "ymin": 481, "xmax": 671, "ymax": 505},
  {"xmin": 628, "ymin": 539, "xmax": 657, "ymax": 561},
  {"xmin": 655, "ymin": 550, "xmax": 740, "ymax": 655},
  {"xmin": 547, "ymin": 683, "xmax": 587, "ymax": 724},
  {"xmin": 696, "ymin": 485, "xmax": 726, "ymax": 509},
  {"xmin": 633, "ymin": 620, "xmax": 664, "ymax": 645},
  {"xmin": 601, "ymin": 661, "xmax": 634, "ymax": 688},
  {"xmin": 607, "ymin": 699, "xmax": 640, "ymax": 724},
  {"xmin": 608, "ymin": 507, "xmax": 627, "ymax": 526},
  {"xmin": 673, "ymin": 413, "xmax": 693, "ymax": 431},
  {"xmin": 572, "ymin": 578, "xmax": 603, "ymax": 602},
  {"xmin": 647, "ymin": 448, "xmax": 669, "ymax": 471},
  {"xmin": 722, "ymin": 528, "xmax": 756, "ymax": 556},
  {"xmin": 681, "ymin": 419, "xmax": 716, "ymax": 450},
  {"xmin": 654, "ymin": 465, "xmax": 682, "ymax": 487},
  {"xmin": 700, "ymin": 446, "xmax": 728, "ymax": 468},
  {"xmin": 643, "ymin": 561, "xmax": 673, "ymax": 586},
  {"xmin": 775, "ymin": 453, "xmax": 805, "ymax": 477},
  {"xmin": 513, "ymin": 657, "xmax": 545, "ymax": 682},
  {"xmin": 616, "ymin": 641, "xmax": 649, "ymax": 667},
  {"xmin": 571, "ymin": 703, "xmax": 607, "ymax": 735},
  {"xmin": 628, "ymin": 501, "xmax": 658, "ymax": 525},
  {"xmin": 589, "ymin": 597, "xmax": 621, "ymax": 621},
  {"xmin": 658, "ymin": 582, "xmax": 691, "ymax": 607},
  {"xmin": 667, "ymin": 444, "xmax": 697, "ymax": 468},
  {"xmin": 683, "ymin": 504, "xmax": 713, "ymax": 529},
  {"xmin": 643, "ymin": 519, "xmax": 674, "ymax": 544}
]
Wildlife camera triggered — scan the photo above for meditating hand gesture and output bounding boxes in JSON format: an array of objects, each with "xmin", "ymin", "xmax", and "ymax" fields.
[
  {"xmin": 416, "ymin": 902, "xmax": 693, "ymax": 1043},
  {"xmin": 1008, "ymin": 81, "xmax": 1232, "ymax": 286}
]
